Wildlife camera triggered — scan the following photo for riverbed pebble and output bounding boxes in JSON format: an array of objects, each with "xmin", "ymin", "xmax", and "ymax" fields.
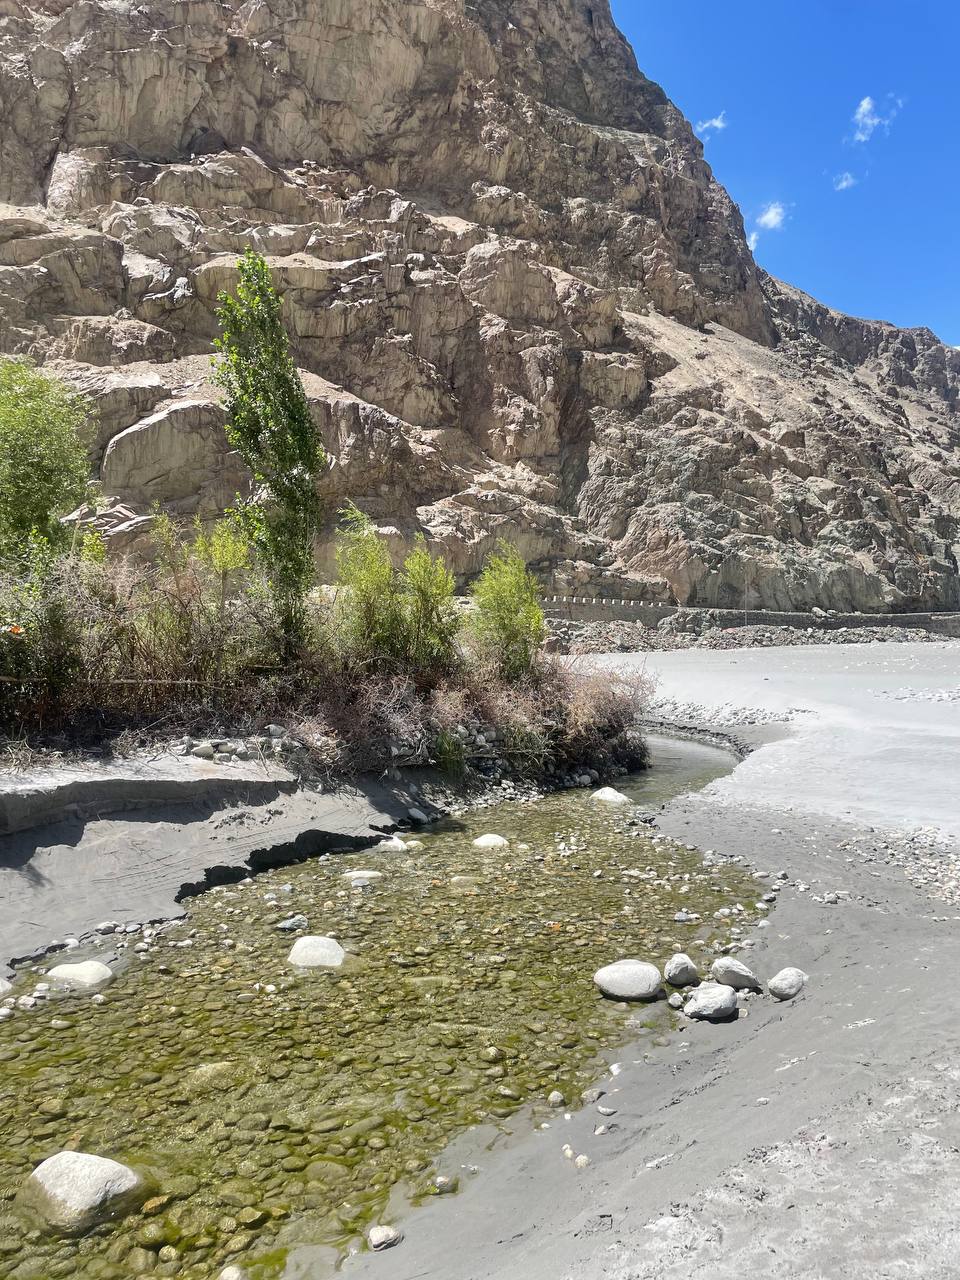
[
  {"xmin": 473, "ymin": 834, "xmax": 509, "ymax": 849},
  {"xmin": 684, "ymin": 983, "xmax": 739, "ymax": 1021},
  {"xmin": 275, "ymin": 915, "xmax": 308, "ymax": 932},
  {"xmin": 47, "ymin": 961, "xmax": 114, "ymax": 991},
  {"xmin": 768, "ymin": 967, "xmax": 808, "ymax": 1001},
  {"xmin": 593, "ymin": 959, "xmax": 662, "ymax": 1001},
  {"xmin": 287, "ymin": 936, "xmax": 346, "ymax": 968},
  {"xmin": 18, "ymin": 1151, "xmax": 144, "ymax": 1232},
  {"xmin": 710, "ymin": 957, "xmax": 761, "ymax": 990},
  {"xmin": 664, "ymin": 953, "xmax": 699, "ymax": 986},
  {"xmin": 376, "ymin": 836, "xmax": 407, "ymax": 852},
  {"xmin": 591, "ymin": 787, "xmax": 631, "ymax": 805},
  {"xmin": 367, "ymin": 1224, "xmax": 402, "ymax": 1251}
]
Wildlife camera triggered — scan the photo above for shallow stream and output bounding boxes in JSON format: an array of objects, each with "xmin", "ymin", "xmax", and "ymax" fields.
[{"xmin": 0, "ymin": 737, "xmax": 756, "ymax": 1280}]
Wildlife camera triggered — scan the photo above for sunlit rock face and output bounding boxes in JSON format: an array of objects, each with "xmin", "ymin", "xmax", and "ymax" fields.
[{"xmin": 1, "ymin": 0, "xmax": 957, "ymax": 609}]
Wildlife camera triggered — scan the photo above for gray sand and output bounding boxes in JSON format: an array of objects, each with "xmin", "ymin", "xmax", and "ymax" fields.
[{"xmin": 342, "ymin": 643, "xmax": 960, "ymax": 1280}]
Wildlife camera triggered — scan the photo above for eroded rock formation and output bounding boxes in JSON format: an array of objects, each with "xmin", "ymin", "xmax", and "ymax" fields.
[{"xmin": 1, "ymin": 0, "xmax": 957, "ymax": 609}]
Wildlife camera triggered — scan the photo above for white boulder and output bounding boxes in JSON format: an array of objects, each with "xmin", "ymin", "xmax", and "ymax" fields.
[
  {"xmin": 340, "ymin": 869, "xmax": 384, "ymax": 882},
  {"xmin": 473, "ymin": 834, "xmax": 509, "ymax": 849},
  {"xmin": 0, "ymin": 977, "xmax": 11, "ymax": 997},
  {"xmin": 376, "ymin": 836, "xmax": 407, "ymax": 852},
  {"xmin": 593, "ymin": 959, "xmax": 662, "ymax": 1001},
  {"xmin": 287, "ymin": 936, "xmax": 346, "ymax": 969},
  {"xmin": 18, "ymin": 1151, "xmax": 143, "ymax": 1232},
  {"xmin": 47, "ymin": 961, "xmax": 113, "ymax": 991},
  {"xmin": 590, "ymin": 787, "xmax": 631, "ymax": 805},
  {"xmin": 683, "ymin": 983, "xmax": 739, "ymax": 1021},
  {"xmin": 664, "ymin": 953, "xmax": 699, "ymax": 987},
  {"xmin": 768, "ymin": 967, "xmax": 808, "ymax": 1001},
  {"xmin": 367, "ymin": 1224, "xmax": 403, "ymax": 1251},
  {"xmin": 710, "ymin": 957, "xmax": 761, "ymax": 991}
]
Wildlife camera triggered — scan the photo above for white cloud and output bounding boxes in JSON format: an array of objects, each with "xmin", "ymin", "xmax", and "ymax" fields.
[
  {"xmin": 833, "ymin": 171, "xmax": 857, "ymax": 191},
  {"xmin": 756, "ymin": 201, "xmax": 786, "ymax": 230},
  {"xmin": 748, "ymin": 230, "xmax": 760, "ymax": 252},
  {"xmin": 853, "ymin": 94, "xmax": 901, "ymax": 143},
  {"xmin": 695, "ymin": 110, "xmax": 727, "ymax": 139}
]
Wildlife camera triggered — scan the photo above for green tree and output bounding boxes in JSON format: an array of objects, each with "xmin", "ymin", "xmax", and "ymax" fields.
[
  {"xmin": 0, "ymin": 359, "xmax": 93, "ymax": 553},
  {"xmin": 214, "ymin": 249, "xmax": 324, "ymax": 651},
  {"xmin": 469, "ymin": 541, "xmax": 545, "ymax": 680}
]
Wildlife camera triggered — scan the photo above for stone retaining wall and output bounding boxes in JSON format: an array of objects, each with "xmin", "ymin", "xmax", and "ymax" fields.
[{"xmin": 543, "ymin": 596, "xmax": 960, "ymax": 638}]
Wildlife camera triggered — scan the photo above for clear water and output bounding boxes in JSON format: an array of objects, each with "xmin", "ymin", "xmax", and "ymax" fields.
[{"xmin": 0, "ymin": 738, "xmax": 752, "ymax": 1280}]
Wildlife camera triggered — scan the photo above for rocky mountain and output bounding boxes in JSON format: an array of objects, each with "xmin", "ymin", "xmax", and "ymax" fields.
[{"xmin": 1, "ymin": 0, "xmax": 957, "ymax": 610}]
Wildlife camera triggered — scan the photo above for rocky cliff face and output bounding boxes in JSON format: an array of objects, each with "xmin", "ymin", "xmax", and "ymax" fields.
[{"xmin": 1, "ymin": 0, "xmax": 958, "ymax": 610}]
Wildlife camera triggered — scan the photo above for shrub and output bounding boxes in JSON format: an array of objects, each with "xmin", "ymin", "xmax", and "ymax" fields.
[
  {"xmin": 469, "ymin": 541, "xmax": 545, "ymax": 681},
  {"xmin": 399, "ymin": 536, "xmax": 460, "ymax": 672},
  {"xmin": 334, "ymin": 505, "xmax": 406, "ymax": 667},
  {"xmin": 0, "ymin": 359, "xmax": 93, "ymax": 553},
  {"xmin": 0, "ymin": 536, "xmax": 84, "ymax": 729},
  {"xmin": 334, "ymin": 513, "xmax": 462, "ymax": 675},
  {"xmin": 214, "ymin": 249, "xmax": 324, "ymax": 651}
]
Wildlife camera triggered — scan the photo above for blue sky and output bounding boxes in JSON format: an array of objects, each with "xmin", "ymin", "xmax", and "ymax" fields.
[{"xmin": 609, "ymin": 0, "xmax": 959, "ymax": 346}]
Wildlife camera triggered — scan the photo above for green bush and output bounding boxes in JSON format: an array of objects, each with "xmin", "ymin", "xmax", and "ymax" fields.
[
  {"xmin": 399, "ymin": 536, "xmax": 460, "ymax": 672},
  {"xmin": 214, "ymin": 249, "xmax": 324, "ymax": 651},
  {"xmin": 334, "ymin": 505, "xmax": 406, "ymax": 667},
  {"xmin": 0, "ymin": 359, "xmax": 93, "ymax": 553},
  {"xmin": 469, "ymin": 541, "xmax": 545, "ymax": 681},
  {"xmin": 0, "ymin": 536, "xmax": 84, "ymax": 728},
  {"xmin": 335, "ymin": 511, "xmax": 462, "ymax": 675}
]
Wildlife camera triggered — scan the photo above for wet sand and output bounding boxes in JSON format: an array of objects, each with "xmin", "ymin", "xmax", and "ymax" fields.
[{"xmin": 343, "ymin": 643, "xmax": 960, "ymax": 1280}]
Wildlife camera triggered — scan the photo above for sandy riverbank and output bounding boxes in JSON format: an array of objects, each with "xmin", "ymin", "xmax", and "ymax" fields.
[{"xmin": 340, "ymin": 642, "xmax": 960, "ymax": 1280}]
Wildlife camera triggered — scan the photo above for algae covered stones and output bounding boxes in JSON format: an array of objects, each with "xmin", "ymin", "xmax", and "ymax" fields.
[
  {"xmin": 710, "ymin": 957, "xmax": 761, "ymax": 991},
  {"xmin": 591, "ymin": 787, "xmax": 631, "ymax": 805},
  {"xmin": 287, "ymin": 935, "xmax": 346, "ymax": 968},
  {"xmin": 0, "ymin": 787, "xmax": 759, "ymax": 1278},
  {"xmin": 47, "ymin": 960, "xmax": 113, "ymax": 990},
  {"xmin": 684, "ymin": 983, "xmax": 739, "ymax": 1021},
  {"xmin": 768, "ymin": 966, "xmax": 808, "ymax": 1001},
  {"xmin": 18, "ymin": 1152, "xmax": 144, "ymax": 1232},
  {"xmin": 473, "ymin": 833, "xmax": 509, "ymax": 849},
  {"xmin": 594, "ymin": 959, "xmax": 662, "ymax": 1001}
]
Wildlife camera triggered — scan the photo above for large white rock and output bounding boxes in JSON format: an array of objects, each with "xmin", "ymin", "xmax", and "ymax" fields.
[
  {"xmin": 710, "ymin": 957, "xmax": 761, "ymax": 991},
  {"xmin": 287, "ymin": 936, "xmax": 346, "ymax": 969},
  {"xmin": 18, "ymin": 1151, "xmax": 143, "ymax": 1232},
  {"xmin": 472, "ymin": 833, "xmax": 509, "ymax": 849},
  {"xmin": 367, "ymin": 1223, "xmax": 403, "ymax": 1251},
  {"xmin": 47, "ymin": 961, "xmax": 114, "ymax": 991},
  {"xmin": 340, "ymin": 869, "xmax": 384, "ymax": 882},
  {"xmin": 768, "ymin": 967, "xmax": 808, "ymax": 1001},
  {"xmin": 664, "ymin": 953, "xmax": 699, "ymax": 987},
  {"xmin": 376, "ymin": 836, "xmax": 407, "ymax": 852},
  {"xmin": 593, "ymin": 959, "xmax": 662, "ymax": 1001},
  {"xmin": 0, "ymin": 977, "xmax": 12, "ymax": 997},
  {"xmin": 590, "ymin": 786, "xmax": 631, "ymax": 805},
  {"xmin": 683, "ymin": 983, "xmax": 739, "ymax": 1021}
]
